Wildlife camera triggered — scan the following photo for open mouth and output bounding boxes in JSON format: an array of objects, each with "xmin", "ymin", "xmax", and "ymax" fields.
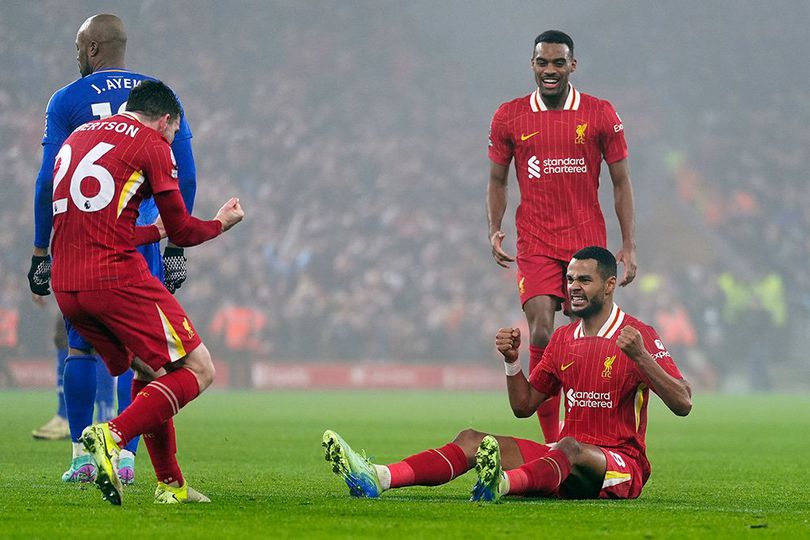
[
  {"xmin": 569, "ymin": 294, "xmax": 587, "ymax": 308},
  {"xmin": 541, "ymin": 77, "xmax": 561, "ymax": 90}
]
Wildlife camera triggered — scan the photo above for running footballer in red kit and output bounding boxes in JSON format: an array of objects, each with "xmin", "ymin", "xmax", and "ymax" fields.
[
  {"xmin": 322, "ymin": 247, "xmax": 691, "ymax": 502},
  {"xmin": 486, "ymin": 30, "xmax": 638, "ymax": 443},
  {"xmin": 51, "ymin": 80, "xmax": 244, "ymax": 505}
]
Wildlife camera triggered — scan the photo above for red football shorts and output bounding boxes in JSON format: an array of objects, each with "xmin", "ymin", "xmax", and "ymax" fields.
[
  {"xmin": 55, "ymin": 278, "xmax": 202, "ymax": 376},
  {"xmin": 515, "ymin": 253, "xmax": 568, "ymax": 310},
  {"xmin": 595, "ymin": 447, "xmax": 647, "ymax": 499},
  {"xmin": 513, "ymin": 439, "xmax": 647, "ymax": 499}
]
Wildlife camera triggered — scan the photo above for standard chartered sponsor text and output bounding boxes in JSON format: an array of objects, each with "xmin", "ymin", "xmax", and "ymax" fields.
[
  {"xmin": 543, "ymin": 157, "xmax": 587, "ymax": 174},
  {"xmin": 567, "ymin": 388, "xmax": 613, "ymax": 409}
]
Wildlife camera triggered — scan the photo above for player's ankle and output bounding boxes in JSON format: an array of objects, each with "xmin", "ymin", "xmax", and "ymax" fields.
[
  {"xmin": 107, "ymin": 422, "xmax": 124, "ymax": 445},
  {"xmin": 72, "ymin": 442, "xmax": 89, "ymax": 459},
  {"xmin": 499, "ymin": 471, "xmax": 510, "ymax": 495},
  {"xmin": 374, "ymin": 464, "xmax": 391, "ymax": 491}
]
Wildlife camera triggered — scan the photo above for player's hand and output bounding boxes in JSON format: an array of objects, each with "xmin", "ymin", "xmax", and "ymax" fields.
[
  {"xmin": 616, "ymin": 244, "xmax": 637, "ymax": 286},
  {"xmin": 490, "ymin": 231, "xmax": 515, "ymax": 268},
  {"xmin": 154, "ymin": 217, "xmax": 167, "ymax": 240},
  {"xmin": 495, "ymin": 327, "xmax": 520, "ymax": 363},
  {"xmin": 163, "ymin": 246, "xmax": 187, "ymax": 294},
  {"xmin": 27, "ymin": 254, "xmax": 52, "ymax": 300},
  {"xmin": 617, "ymin": 326, "xmax": 647, "ymax": 362},
  {"xmin": 215, "ymin": 197, "xmax": 244, "ymax": 232}
]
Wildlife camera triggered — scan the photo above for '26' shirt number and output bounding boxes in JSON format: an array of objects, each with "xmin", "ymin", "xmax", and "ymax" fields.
[{"xmin": 52, "ymin": 142, "xmax": 116, "ymax": 215}]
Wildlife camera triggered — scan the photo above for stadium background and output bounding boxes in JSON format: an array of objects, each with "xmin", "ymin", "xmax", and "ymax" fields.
[{"xmin": 1, "ymin": 0, "xmax": 809, "ymax": 393}]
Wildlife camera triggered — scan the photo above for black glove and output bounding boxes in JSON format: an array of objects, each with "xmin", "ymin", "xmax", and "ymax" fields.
[
  {"xmin": 163, "ymin": 246, "xmax": 187, "ymax": 294},
  {"xmin": 28, "ymin": 254, "xmax": 52, "ymax": 296}
]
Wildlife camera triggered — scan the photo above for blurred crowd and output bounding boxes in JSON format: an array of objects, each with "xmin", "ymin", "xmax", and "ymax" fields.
[{"xmin": 0, "ymin": 2, "xmax": 806, "ymax": 391}]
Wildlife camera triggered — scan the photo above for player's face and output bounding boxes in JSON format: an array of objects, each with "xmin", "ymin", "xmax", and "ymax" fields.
[
  {"xmin": 566, "ymin": 258, "xmax": 615, "ymax": 318},
  {"xmin": 75, "ymin": 33, "xmax": 91, "ymax": 77},
  {"xmin": 158, "ymin": 114, "xmax": 181, "ymax": 144},
  {"xmin": 532, "ymin": 43, "xmax": 576, "ymax": 99}
]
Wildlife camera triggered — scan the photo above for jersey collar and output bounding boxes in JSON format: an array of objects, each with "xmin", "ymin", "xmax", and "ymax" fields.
[
  {"xmin": 94, "ymin": 67, "xmax": 130, "ymax": 74},
  {"xmin": 573, "ymin": 303, "xmax": 624, "ymax": 339},
  {"xmin": 530, "ymin": 83, "xmax": 581, "ymax": 112},
  {"xmin": 119, "ymin": 111, "xmax": 141, "ymax": 123}
]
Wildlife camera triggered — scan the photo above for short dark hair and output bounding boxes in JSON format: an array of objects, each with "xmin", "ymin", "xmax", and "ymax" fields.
[
  {"xmin": 126, "ymin": 80, "xmax": 181, "ymax": 121},
  {"xmin": 572, "ymin": 246, "xmax": 616, "ymax": 280},
  {"xmin": 533, "ymin": 30, "xmax": 574, "ymax": 57}
]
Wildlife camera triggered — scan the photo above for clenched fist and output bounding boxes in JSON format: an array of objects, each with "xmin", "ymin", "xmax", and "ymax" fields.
[
  {"xmin": 616, "ymin": 326, "xmax": 647, "ymax": 362},
  {"xmin": 215, "ymin": 197, "xmax": 245, "ymax": 232},
  {"xmin": 495, "ymin": 327, "xmax": 521, "ymax": 364}
]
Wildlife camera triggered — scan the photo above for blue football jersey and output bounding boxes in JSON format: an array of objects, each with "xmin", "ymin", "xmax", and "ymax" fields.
[{"xmin": 42, "ymin": 68, "xmax": 192, "ymax": 227}]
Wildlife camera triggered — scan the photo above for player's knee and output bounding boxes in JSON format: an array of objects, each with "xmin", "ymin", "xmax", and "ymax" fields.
[
  {"xmin": 196, "ymin": 356, "xmax": 216, "ymax": 390},
  {"xmin": 452, "ymin": 428, "xmax": 486, "ymax": 458},
  {"xmin": 184, "ymin": 344, "xmax": 216, "ymax": 391},
  {"xmin": 554, "ymin": 436, "xmax": 581, "ymax": 459},
  {"xmin": 205, "ymin": 359, "xmax": 217, "ymax": 386}
]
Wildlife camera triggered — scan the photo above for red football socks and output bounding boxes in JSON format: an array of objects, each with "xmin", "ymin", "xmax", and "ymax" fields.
[
  {"xmin": 389, "ymin": 443, "xmax": 469, "ymax": 488},
  {"xmin": 109, "ymin": 367, "xmax": 199, "ymax": 446},
  {"xmin": 530, "ymin": 345, "xmax": 560, "ymax": 443},
  {"xmin": 130, "ymin": 379, "xmax": 184, "ymax": 486},
  {"xmin": 506, "ymin": 450, "xmax": 571, "ymax": 495}
]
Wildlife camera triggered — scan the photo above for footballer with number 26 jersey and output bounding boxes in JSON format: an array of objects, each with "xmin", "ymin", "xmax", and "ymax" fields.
[{"xmin": 51, "ymin": 112, "xmax": 217, "ymax": 292}]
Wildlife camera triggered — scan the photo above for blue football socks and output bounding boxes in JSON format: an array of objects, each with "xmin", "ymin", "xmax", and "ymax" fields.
[
  {"xmin": 63, "ymin": 355, "xmax": 98, "ymax": 443},
  {"xmin": 94, "ymin": 359, "xmax": 116, "ymax": 422},
  {"xmin": 56, "ymin": 347, "xmax": 68, "ymax": 419},
  {"xmin": 116, "ymin": 368, "xmax": 140, "ymax": 454}
]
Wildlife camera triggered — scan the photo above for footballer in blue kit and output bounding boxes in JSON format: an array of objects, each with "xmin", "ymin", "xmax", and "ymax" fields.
[{"xmin": 28, "ymin": 13, "xmax": 197, "ymax": 488}]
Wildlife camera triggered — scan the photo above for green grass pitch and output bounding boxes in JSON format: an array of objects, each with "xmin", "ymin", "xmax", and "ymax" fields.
[{"xmin": 0, "ymin": 390, "xmax": 808, "ymax": 539}]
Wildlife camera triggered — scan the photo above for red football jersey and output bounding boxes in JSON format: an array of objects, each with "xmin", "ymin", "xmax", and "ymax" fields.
[
  {"xmin": 529, "ymin": 304, "xmax": 683, "ymax": 475},
  {"xmin": 489, "ymin": 84, "xmax": 628, "ymax": 260},
  {"xmin": 51, "ymin": 113, "xmax": 179, "ymax": 291}
]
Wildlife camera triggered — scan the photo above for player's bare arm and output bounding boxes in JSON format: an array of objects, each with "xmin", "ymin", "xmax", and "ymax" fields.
[
  {"xmin": 487, "ymin": 161, "xmax": 514, "ymax": 268},
  {"xmin": 616, "ymin": 326, "xmax": 692, "ymax": 416},
  {"xmin": 608, "ymin": 158, "xmax": 637, "ymax": 287},
  {"xmin": 496, "ymin": 327, "xmax": 548, "ymax": 417}
]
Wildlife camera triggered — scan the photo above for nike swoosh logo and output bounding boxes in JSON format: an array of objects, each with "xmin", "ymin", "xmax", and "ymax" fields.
[
  {"xmin": 561, "ymin": 361, "xmax": 575, "ymax": 371},
  {"xmin": 520, "ymin": 131, "xmax": 540, "ymax": 141}
]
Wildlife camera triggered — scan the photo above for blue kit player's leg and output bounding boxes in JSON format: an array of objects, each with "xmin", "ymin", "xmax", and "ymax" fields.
[
  {"xmin": 56, "ymin": 347, "xmax": 68, "ymax": 418},
  {"xmin": 94, "ymin": 360, "xmax": 116, "ymax": 422},
  {"xmin": 62, "ymin": 321, "xmax": 99, "ymax": 482},
  {"xmin": 116, "ymin": 367, "xmax": 139, "ymax": 484}
]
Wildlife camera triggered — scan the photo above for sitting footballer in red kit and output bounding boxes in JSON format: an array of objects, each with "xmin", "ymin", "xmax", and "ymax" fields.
[{"xmin": 323, "ymin": 246, "xmax": 691, "ymax": 501}]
